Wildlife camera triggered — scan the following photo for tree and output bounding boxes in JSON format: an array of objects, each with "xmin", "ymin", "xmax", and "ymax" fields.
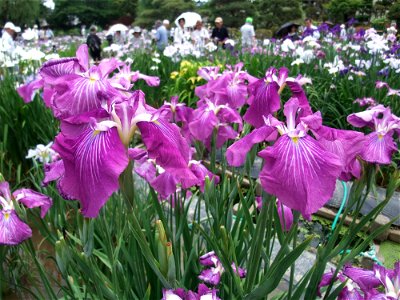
[
  {"xmin": 326, "ymin": 0, "xmax": 363, "ymax": 23},
  {"xmin": 207, "ymin": 0, "xmax": 256, "ymax": 28},
  {"xmin": 388, "ymin": 0, "xmax": 400, "ymax": 27},
  {"xmin": 48, "ymin": 0, "xmax": 138, "ymax": 29},
  {"xmin": 255, "ymin": 0, "xmax": 303, "ymax": 30},
  {"xmin": 302, "ymin": 0, "xmax": 330, "ymax": 21},
  {"xmin": 0, "ymin": 0, "xmax": 41, "ymax": 26},
  {"xmin": 136, "ymin": 0, "xmax": 195, "ymax": 28}
]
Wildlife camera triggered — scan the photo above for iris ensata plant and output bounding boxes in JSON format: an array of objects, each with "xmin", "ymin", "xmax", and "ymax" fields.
[
  {"xmin": 319, "ymin": 262, "xmax": 400, "ymax": 299},
  {"xmin": 17, "ymin": 45, "xmax": 204, "ymax": 217},
  {"xmin": 0, "ymin": 180, "xmax": 52, "ymax": 245}
]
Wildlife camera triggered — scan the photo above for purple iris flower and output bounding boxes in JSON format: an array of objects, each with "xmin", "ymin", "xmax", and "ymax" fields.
[
  {"xmin": 230, "ymin": 97, "xmax": 342, "ymax": 219},
  {"xmin": 258, "ymin": 99, "xmax": 342, "ymax": 219},
  {"xmin": 158, "ymin": 96, "xmax": 194, "ymax": 140},
  {"xmin": 353, "ymin": 97, "xmax": 377, "ymax": 107},
  {"xmin": 243, "ymin": 67, "xmax": 288, "ymax": 128},
  {"xmin": 347, "ymin": 105, "xmax": 399, "ymax": 165},
  {"xmin": 198, "ymin": 251, "xmax": 246, "ymax": 285},
  {"xmin": 373, "ymin": 262, "xmax": 400, "ymax": 299},
  {"xmin": 320, "ymin": 263, "xmax": 400, "ymax": 299},
  {"xmin": 189, "ymin": 100, "xmax": 242, "ymax": 149},
  {"xmin": 195, "ymin": 63, "xmax": 257, "ymax": 109},
  {"xmin": 0, "ymin": 181, "xmax": 52, "ymax": 245}
]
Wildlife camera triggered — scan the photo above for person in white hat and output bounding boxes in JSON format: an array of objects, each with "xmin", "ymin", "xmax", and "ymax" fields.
[
  {"xmin": 1, "ymin": 22, "xmax": 16, "ymax": 55},
  {"xmin": 129, "ymin": 26, "xmax": 144, "ymax": 50}
]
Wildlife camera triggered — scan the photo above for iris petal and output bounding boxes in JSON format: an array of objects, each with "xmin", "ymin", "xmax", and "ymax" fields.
[
  {"xmin": 0, "ymin": 210, "xmax": 32, "ymax": 245},
  {"xmin": 53, "ymin": 126, "xmax": 128, "ymax": 217},
  {"xmin": 259, "ymin": 135, "xmax": 342, "ymax": 218}
]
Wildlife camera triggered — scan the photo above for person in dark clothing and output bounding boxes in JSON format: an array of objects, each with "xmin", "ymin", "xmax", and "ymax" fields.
[
  {"xmin": 211, "ymin": 17, "xmax": 229, "ymax": 48},
  {"xmin": 86, "ymin": 25, "xmax": 102, "ymax": 63}
]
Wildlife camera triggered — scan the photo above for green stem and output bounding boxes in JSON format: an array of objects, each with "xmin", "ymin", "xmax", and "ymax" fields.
[
  {"xmin": 210, "ymin": 127, "xmax": 217, "ymax": 174},
  {"xmin": 287, "ymin": 212, "xmax": 299, "ymax": 299}
]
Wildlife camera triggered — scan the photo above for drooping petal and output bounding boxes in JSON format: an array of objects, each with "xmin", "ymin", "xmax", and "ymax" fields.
[
  {"xmin": 53, "ymin": 125, "xmax": 129, "ymax": 218},
  {"xmin": 0, "ymin": 210, "xmax": 32, "ymax": 245},
  {"xmin": 312, "ymin": 126, "xmax": 366, "ymax": 180},
  {"xmin": 226, "ymin": 126, "xmax": 277, "ymax": 167},
  {"xmin": 343, "ymin": 265, "xmax": 382, "ymax": 293},
  {"xmin": 259, "ymin": 135, "xmax": 342, "ymax": 219},
  {"xmin": 244, "ymin": 80, "xmax": 281, "ymax": 128},
  {"xmin": 338, "ymin": 286, "xmax": 364, "ymax": 300},
  {"xmin": 137, "ymin": 118, "xmax": 198, "ymax": 185},
  {"xmin": 132, "ymin": 71, "xmax": 160, "ymax": 87},
  {"xmin": 347, "ymin": 105, "xmax": 387, "ymax": 128},
  {"xmin": 360, "ymin": 132, "xmax": 398, "ymax": 165},
  {"xmin": 13, "ymin": 189, "xmax": 52, "ymax": 218},
  {"xmin": 150, "ymin": 172, "xmax": 179, "ymax": 199},
  {"xmin": 42, "ymin": 160, "xmax": 65, "ymax": 186},
  {"xmin": 39, "ymin": 57, "xmax": 81, "ymax": 82},
  {"xmin": 17, "ymin": 77, "xmax": 44, "ymax": 103},
  {"xmin": 189, "ymin": 108, "xmax": 218, "ymax": 142},
  {"xmin": 52, "ymin": 70, "xmax": 113, "ymax": 118}
]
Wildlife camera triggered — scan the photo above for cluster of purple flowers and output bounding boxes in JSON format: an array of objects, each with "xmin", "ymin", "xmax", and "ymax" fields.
[
  {"xmin": 16, "ymin": 45, "xmax": 220, "ymax": 218},
  {"xmin": 162, "ymin": 251, "xmax": 246, "ymax": 299},
  {"xmin": 319, "ymin": 262, "xmax": 400, "ymax": 299},
  {"xmin": 13, "ymin": 44, "xmax": 400, "ymax": 243}
]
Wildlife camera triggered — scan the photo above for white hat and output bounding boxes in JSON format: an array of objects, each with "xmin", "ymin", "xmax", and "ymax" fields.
[
  {"xmin": 163, "ymin": 20, "xmax": 170, "ymax": 25},
  {"xmin": 14, "ymin": 26, "xmax": 21, "ymax": 33},
  {"xmin": 133, "ymin": 26, "xmax": 141, "ymax": 33},
  {"xmin": 340, "ymin": 24, "xmax": 345, "ymax": 29},
  {"xmin": 4, "ymin": 22, "xmax": 16, "ymax": 31}
]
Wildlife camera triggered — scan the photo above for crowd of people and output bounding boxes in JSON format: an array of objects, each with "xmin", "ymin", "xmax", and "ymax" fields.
[{"xmin": 1, "ymin": 16, "xmax": 398, "ymax": 63}]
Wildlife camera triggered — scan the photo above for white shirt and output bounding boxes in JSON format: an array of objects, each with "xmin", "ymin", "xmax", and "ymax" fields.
[
  {"xmin": 191, "ymin": 28, "xmax": 209, "ymax": 47},
  {"xmin": 0, "ymin": 31, "xmax": 15, "ymax": 55},
  {"xmin": 174, "ymin": 26, "xmax": 189, "ymax": 45},
  {"xmin": 240, "ymin": 23, "xmax": 255, "ymax": 47},
  {"xmin": 310, "ymin": 25, "xmax": 320, "ymax": 39}
]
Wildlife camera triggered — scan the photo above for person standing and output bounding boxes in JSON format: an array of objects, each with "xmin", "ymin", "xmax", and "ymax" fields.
[
  {"xmin": 155, "ymin": 20, "xmax": 169, "ymax": 51},
  {"xmin": 340, "ymin": 24, "xmax": 347, "ymax": 41},
  {"xmin": 129, "ymin": 26, "xmax": 145, "ymax": 50},
  {"xmin": 1, "ymin": 22, "xmax": 16, "ymax": 55},
  {"xmin": 191, "ymin": 20, "xmax": 209, "ymax": 49},
  {"xmin": 211, "ymin": 17, "xmax": 229, "ymax": 48},
  {"xmin": 86, "ymin": 25, "xmax": 102, "ymax": 63},
  {"xmin": 240, "ymin": 17, "xmax": 256, "ymax": 48},
  {"xmin": 303, "ymin": 18, "xmax": 320, "ymax": 39},
  {"xmin": 174, "ymin": 17, "xmax": 188, "ymax": 45}
]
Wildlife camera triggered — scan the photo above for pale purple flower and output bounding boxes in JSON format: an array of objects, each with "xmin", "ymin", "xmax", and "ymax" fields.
[
  {"xmin": 198, "ymin": 251, "xmax": 246, "ymax": 285},
  {"xmin": 353, "ymin": 97, "xmax": 377, "ymax": 107},
  {"xmin": 162, "ymin": 288, "xmax": 186, "ymax": 300},
  {"xmin": 0, "ymin": 181, "xmax": 52, "ymax": 245},
  {"xmin": 347, "ymin": 105, "xmax": 399, "ymax": 164}
]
